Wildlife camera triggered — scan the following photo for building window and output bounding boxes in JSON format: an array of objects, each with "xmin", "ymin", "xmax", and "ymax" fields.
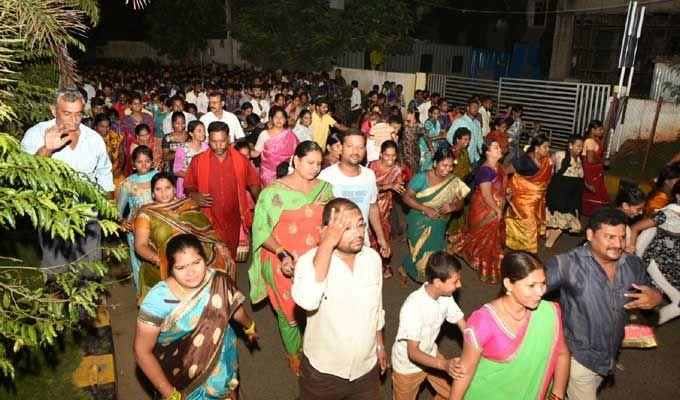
[{"xmin": 420, "ymin": 54, "xmax": 433, "ymax": 73}]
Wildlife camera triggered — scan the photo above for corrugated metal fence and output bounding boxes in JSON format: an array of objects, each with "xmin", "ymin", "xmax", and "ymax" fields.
[
  {"xmin": 650, "ymin": 62, "xmax": 680, "ymax": 101},
  {"xmin": 427, "ymin": 74, "xmax": 611, "ymax": 147}
]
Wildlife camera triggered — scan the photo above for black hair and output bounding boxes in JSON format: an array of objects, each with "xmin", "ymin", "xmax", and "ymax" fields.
[
  {"xmin": 388, "ymin": 115, "xmax": 403, "ymax": 125},
  {"xmin": 568, "ymin": 134, "xmax": 584, "ymax": 145},
  {"xmin": 171, "ymin": 111, "xmax": 185, "ymax": 124},
  {"xmin": 453, "ymin": 127, "xmax": 471, "ymax": 144},
  {"xmin": 588, "ymin": 206, "xmax": 628, "ymax": 232},
  {"xmin": 106, "ymin": 107, "xmax": 119, "ymax": 121},
  {"xmin": 207, "ymin": 121, "xmax": 229, "ymax": 135},
  {"xmin": 325, "ymin": 132, "xmax": 342, "ymax": 153},
  {"xmin": 298, "ymin": 109, "xmax": 312, "ymax": 120},
  {"xmin": 614, "ymin": 185, "xmax": 647, "ymax": 207},
  {"xmin": 165, "ymin": 234, "xmax": 207, "ymax": 276},
  {"xmin": 492, "ymin": 117, "xmax": 508, "ymax": 130},
  {"xmin": 433, "ymin": 147, "xmax": 455, "ymax": 164},
  {"xmin": 233, "ymin": 140, "xmax": 250, "ymax": 152},
  {"xmin": 246, "ymin": 114, "xmax": 261, "ymax": 127},
  {"xmin": 653, "ymin": 162, "xmax": 680, "ymax": 190},
  {"xmin": 187, "ymin": 120, "xmax": 204, "ymax": 134},
  {"xmin": 93, "ymin": 113, "xmax": 110, "ymax": 127},
  {"xmin": 672, "ymin": 179, "xmax": 680, "ymax": 202},
  {"xmin": 129, "ymin": 92, "xmax": 142, "ymax": 102},
  {"xmin": 427, "ymin": 105, "xmax": 440, "ymax": 116},
  {"xmin": 340, "ymin": 128, "xmax": 366, "ymax": 145},
  {"xmin": 241, "ymin": 102, "xmax": 253, "ymax": 111},
  {"xmin": 151, "ymin": 171, "xmax": 176, "ymax": 191},
  {"xmin": 425, "ymin": 251, "xmax": 461, "ymax": 283},
  {"xmin": 131, "ymin": 145, "xmax": 153, "ymax": 162},
  {"xmin": 321, "ymin": 198, "xmax": 361, "ymax": 226},
  {"xmin": 586, "ymin": 119, "xmax": 603, "ymax": 135},
  {"xmin": 276, "ymin": 161, "xmax": 290, "ymax": 178},
  {"xmin": 501, "ymin": 251, "xmax": 543, "ymax": 284},
  {"xmin": 135, "ymin": 123, "xmax": 151, "ymax": 136},
  {"xmin": 294, "ymin": 140, "xmax": 323, "ymax": 160},
  {"xmin": 380, "ymin": 139, "xmax": 398, "ymax": 154},
  {"xmin": 351, "ymin": 80, "xmax": 358, "ymax": 88},
  {"xmin": 269, "ymin": 106, "xmax": 288, "ymax": 122},
  {"xmin": 527, "ymin": 134, "xmax": 550, "ymax": 153}
]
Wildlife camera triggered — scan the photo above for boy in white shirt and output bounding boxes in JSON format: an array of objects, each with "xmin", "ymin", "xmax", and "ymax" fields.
[{"xmin": 391, "ymin": 251, "xmax": 466, "ymax": 400}]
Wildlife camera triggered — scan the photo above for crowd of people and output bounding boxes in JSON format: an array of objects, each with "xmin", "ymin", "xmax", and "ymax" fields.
[{"xmin": 19, "ymin": 64, "xmax": 680, "ymax": 400}]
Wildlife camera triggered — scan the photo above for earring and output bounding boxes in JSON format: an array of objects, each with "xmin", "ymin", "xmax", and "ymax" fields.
[{"xmin": 506, "ymin": 290, "xmax": 512, "ymax": 296}]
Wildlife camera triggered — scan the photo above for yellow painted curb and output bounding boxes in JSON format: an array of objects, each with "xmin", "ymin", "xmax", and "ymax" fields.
[{"xmin": 72, "ymin": 354, "xmax": 116, "ymax": 388}]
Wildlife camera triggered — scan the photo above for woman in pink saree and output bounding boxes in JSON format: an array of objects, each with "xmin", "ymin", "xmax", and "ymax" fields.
[
  {"xmin": 449, "ymin": 252, "xmax": 570, "ymax": 400},
  {"xmin": 253, "ymin": 107, "xmax": 300, "ymax": 186}
]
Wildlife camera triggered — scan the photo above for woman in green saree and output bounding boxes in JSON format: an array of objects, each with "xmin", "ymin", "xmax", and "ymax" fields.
[
  {"xmin": 449, "ymin": 252, "xmax": 570, "ymax": 400},
  {"xmin": 134, "ymin": 172, "xmax": 234, "ymax": 300},
  {"xmin": 400, "ymin": 147, "xmax": 470, "ymax": 283},
  {"xmin": 248, "ymin": 141, "xmax": 334, "ymax": 375}
]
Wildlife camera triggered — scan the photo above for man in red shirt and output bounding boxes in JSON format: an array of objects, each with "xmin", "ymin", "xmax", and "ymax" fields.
[{"xmin": 184, "ymin": 121, "xmax": 260, "ymax": 256}]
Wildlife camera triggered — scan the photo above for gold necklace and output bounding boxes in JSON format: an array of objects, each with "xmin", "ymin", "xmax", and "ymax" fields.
[{"xmin": 501, "ymin": 296, "xmax": 526, "ymax": 322}]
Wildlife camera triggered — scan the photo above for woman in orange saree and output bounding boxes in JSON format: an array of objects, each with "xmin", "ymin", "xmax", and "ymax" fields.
[
  {"xmin": 505, "ymin": 135, "xmax": 553, "ymax": 254},
  {"xmin": 452, "ymin": 140, "xmax": 507, "ymax": 284},
  {"xmin": 368, "ymin": 140, "xmax": 407, "ymax": 279}
]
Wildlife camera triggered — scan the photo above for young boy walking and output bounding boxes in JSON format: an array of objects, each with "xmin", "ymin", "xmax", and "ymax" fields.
[{"xmin": 391, "ymin": 251, "xmax": 466, "ymax": 400}]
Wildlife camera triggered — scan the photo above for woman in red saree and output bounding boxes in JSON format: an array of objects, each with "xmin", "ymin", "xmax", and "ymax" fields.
[
  {"xmin": 582, "ymin": 120, "xmax": 611, "ymax": 216},
  {"xmin": 505, "ymin": 134, "xmax": 553, "ymax": 254},
  {"xmin": 452, "ymin": 140, "xmax": 507, "ymax": 284},
  {"xmin": 252, "ymin": 108, "xmax": 299, "ymax": 186},
  {"xmin": 368, "ymin": 140, "xmax": 408, "ymax": 279}
]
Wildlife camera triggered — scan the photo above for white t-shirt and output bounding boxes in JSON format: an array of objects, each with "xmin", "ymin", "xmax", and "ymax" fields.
[
  {"xmin": 318, "ymin": 163, "xmax": 378, "ymax": 223},
  {"xmin": 391, "ymin": 284, "xmax": 464, "ymax": 374},
  {"xmin": 162, "ymin": 111, "xmax": 196, "ymax": 134},
  {"xmin": 250, "ymin": 98, "xmax": 271, "ymax": 123},
  {"xmin": 199, "ymin": 111, "xmax": 245, "ymax": 142}
]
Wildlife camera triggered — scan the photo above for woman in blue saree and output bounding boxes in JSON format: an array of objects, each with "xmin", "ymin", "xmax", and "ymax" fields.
[
  {"xmin": 136, "ymin": 234, "xmax": 257, "ymax": 400},
  {"xmin": 118, "ymin": 145, "xmax": 158, "ymax": 296},
  {"xmin": 400, "ymin": 148, "xmax": 470, "ymax": 283}
]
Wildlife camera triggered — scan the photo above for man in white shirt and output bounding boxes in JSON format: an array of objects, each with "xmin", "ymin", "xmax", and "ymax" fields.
[
  {"xmin": 391, "ymin": 251, "xmax": 465, "ymax": 399},
  {"xmin": 318, "ymin": 130, "xmax": 390, "ymax": 257},
  {"xmin": 479, "ymin": 97, "xmax": 493, "ymax": 137},
  {"xmin": 418, "ymin": 91, "xmax": 440, "ymax": 124},
  {"xmin": 350, "ymin": 80, "xmax": 362, "ymax": 125},
  {"xmin": 162, "ymin": 95, "xmax": 196, "ymax": 134},
  {"xmin": 250, "ymin": 84, "xmax": 270, "ymax": 123},
  {"xmin": 292, "ymin": 198, "xmax": 388, "ymax": 400},
  {"xmin": 184, "ymin": 82, "xmax": 209, "ymax": 115},
  {"xmin": 21, "ymin": 88, "xmax": 114, "ymax": 276},
  {"xmin": 200, "ymin": 92, "xmax": 245, "ymax": 142}
]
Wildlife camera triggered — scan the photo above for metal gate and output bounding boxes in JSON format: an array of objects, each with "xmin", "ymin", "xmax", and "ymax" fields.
[{"xmin": 427, "ymin": 74, "xmax": 611, "ymax": 148}]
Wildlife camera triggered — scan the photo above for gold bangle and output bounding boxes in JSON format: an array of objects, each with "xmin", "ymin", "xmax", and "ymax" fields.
[
  {"xmin": 275, "ymin": 246, "xmax": 285, "ymax": 255},
  {"xmin": 243, "ymin": 321, "xmax": 256, "ymax": 336},
  {"xmin": 162, "ymin": 388, "xmax": 181, "ymax": 400}
]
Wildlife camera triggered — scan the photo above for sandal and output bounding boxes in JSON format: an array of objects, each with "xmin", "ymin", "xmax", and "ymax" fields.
[
  {"xmin": 383, "ymin": 265, "xmax": 393, "ymax": 279},
  {"xmin": 286, "ymin": 353, "xmax": 302, "ymax": 377}
]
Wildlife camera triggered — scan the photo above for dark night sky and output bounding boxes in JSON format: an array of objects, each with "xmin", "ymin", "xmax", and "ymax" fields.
[{"xmin": 88, "ymin": 0, "xmax": 148, "ymax": 42}]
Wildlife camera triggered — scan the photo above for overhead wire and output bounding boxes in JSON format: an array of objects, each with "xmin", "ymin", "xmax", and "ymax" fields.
[{"xmin": 411, "ymin": 0, "xmax": 676, "ymax": 15}]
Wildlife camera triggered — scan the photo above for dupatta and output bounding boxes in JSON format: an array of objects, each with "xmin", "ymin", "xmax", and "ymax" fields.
[
  {"xmin": 248, "ymin": 180, "xmax": 334, "ymax": 303},
  {"xmin": 260, "ymin": 129, "xmax": 299, "ymax": 187},
  {"xmin": 150, "ymin": 270, "xmax": 245, "ymax": 398},
  {"xmin": 464, "ymin": 301, "xmax": 562, "ymax": 400}
]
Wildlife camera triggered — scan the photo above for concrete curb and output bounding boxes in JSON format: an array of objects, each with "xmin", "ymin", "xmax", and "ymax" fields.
[{"xmin": 72, "ymin": 302, "xmax": 117, "ymax": 400}]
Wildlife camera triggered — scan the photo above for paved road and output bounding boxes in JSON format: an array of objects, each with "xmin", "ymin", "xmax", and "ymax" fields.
[{"xmin": 108, "ymin": 224, "xmax": 680, "ymax": 400}]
